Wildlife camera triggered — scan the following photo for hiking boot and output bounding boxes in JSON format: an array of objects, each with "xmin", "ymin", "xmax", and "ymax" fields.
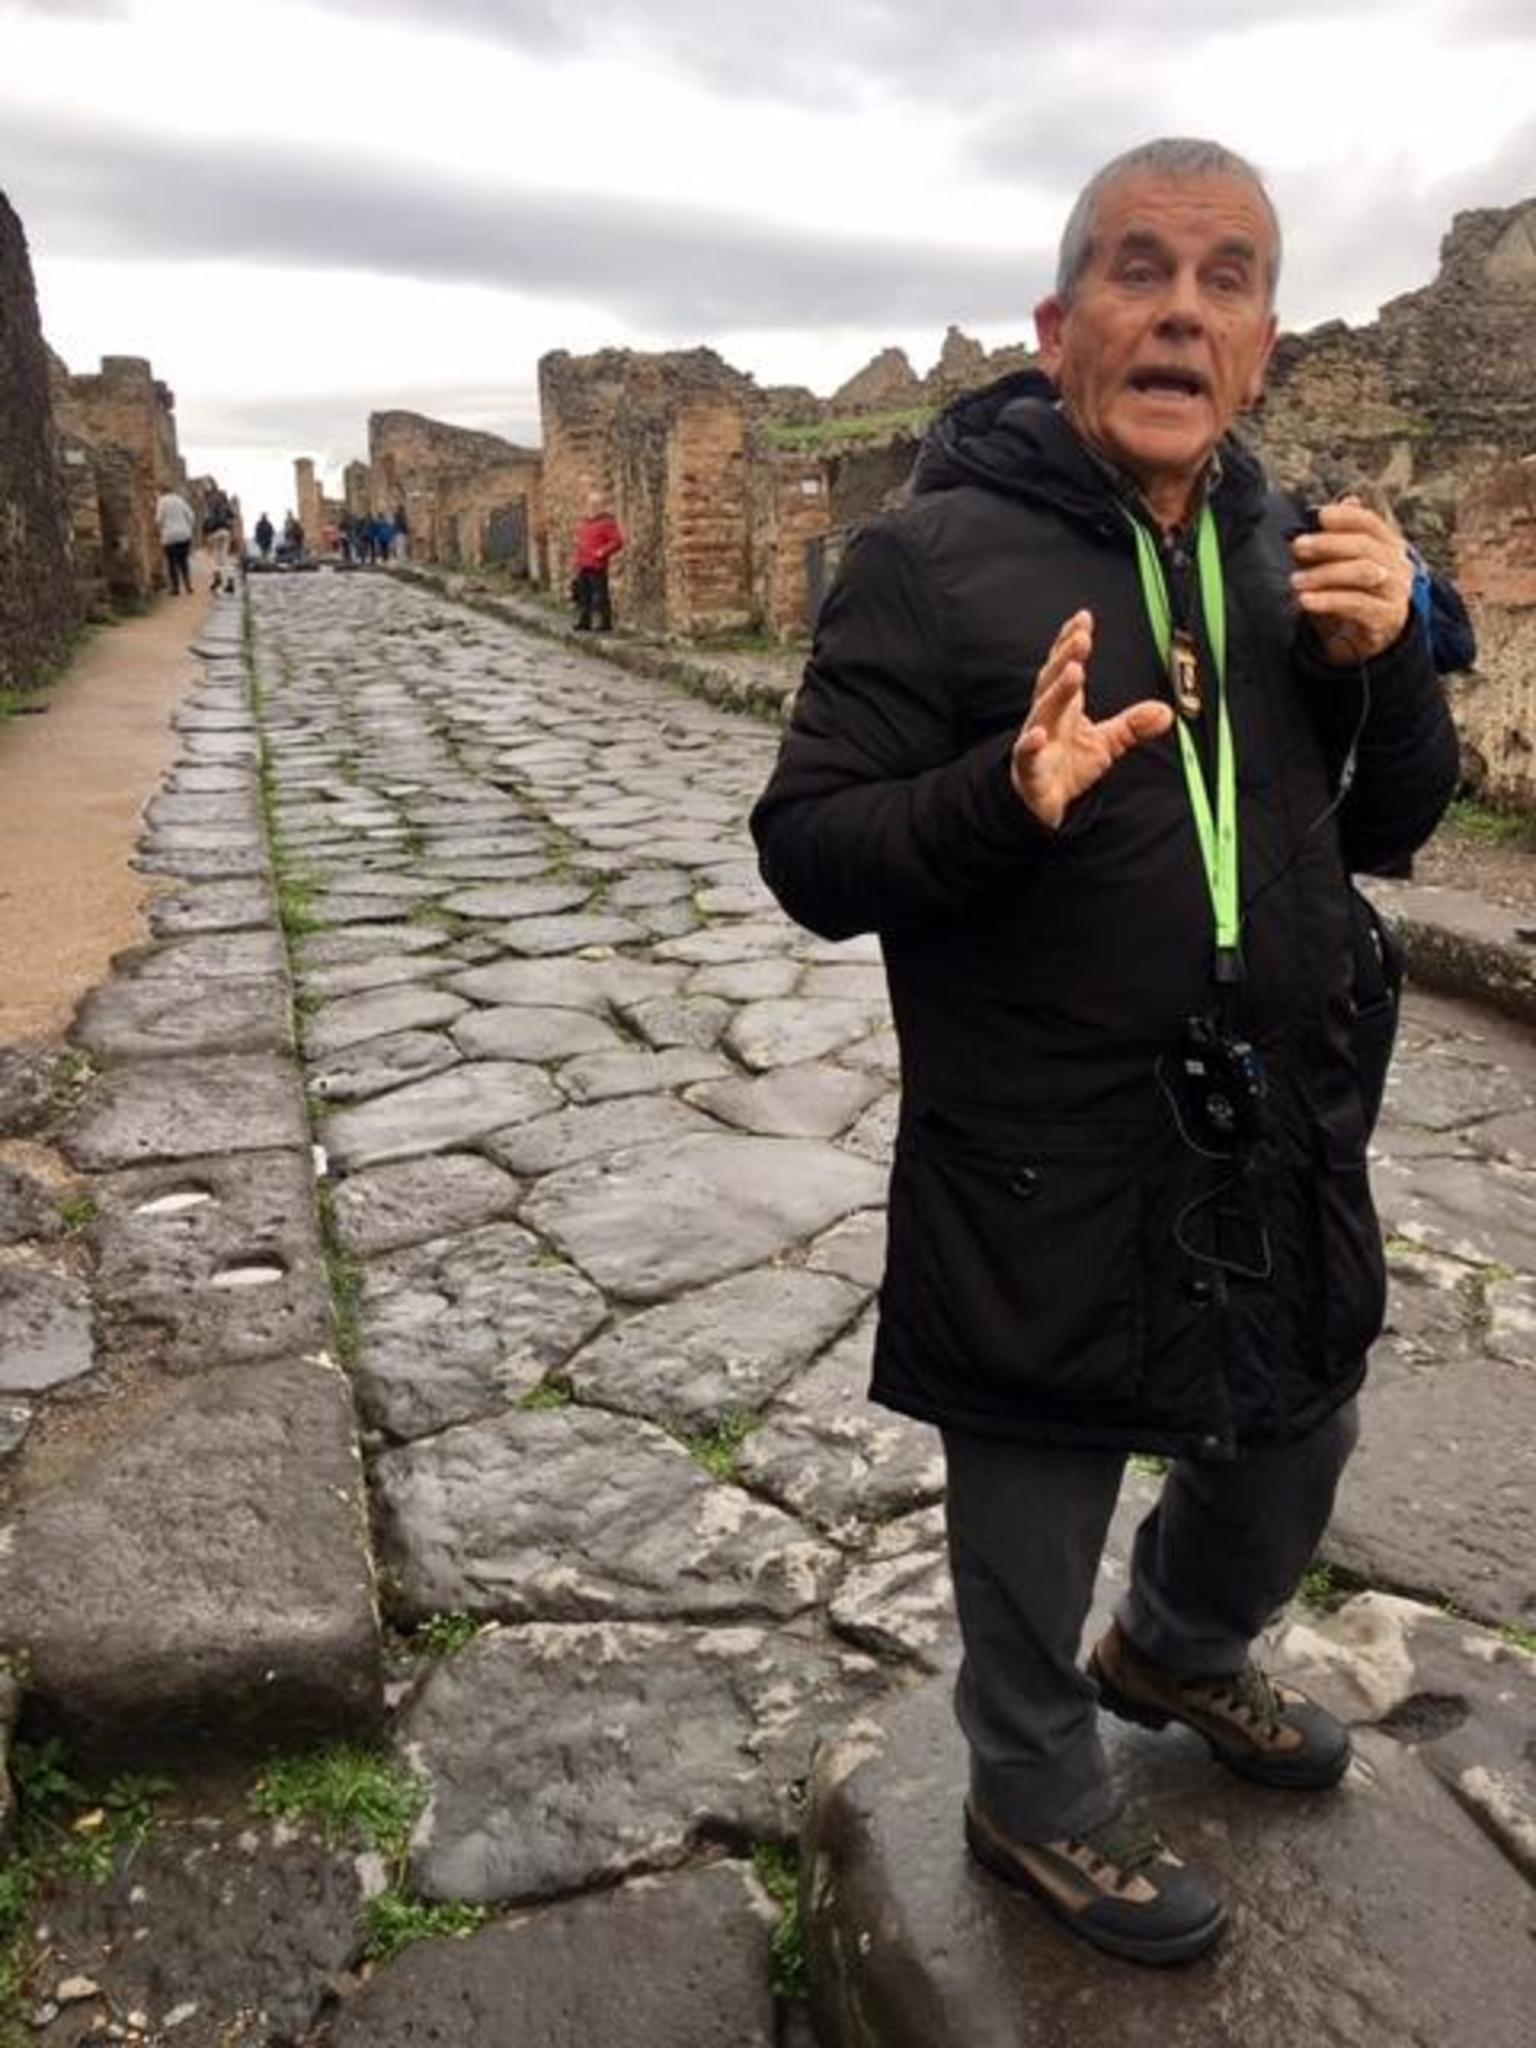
[
  {"xmin": 1089, "ymin": 1621, "xmax": 1351, "ymax": 1789},
  {"xmin": 964, "ymin": 1800, "xmax": 1225, "ymax": 1966}
]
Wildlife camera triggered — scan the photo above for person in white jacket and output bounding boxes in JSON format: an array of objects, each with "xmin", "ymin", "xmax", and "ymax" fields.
[{"xmin": 153, "ymin": 489, "xmax": 196, "ymax": 595}]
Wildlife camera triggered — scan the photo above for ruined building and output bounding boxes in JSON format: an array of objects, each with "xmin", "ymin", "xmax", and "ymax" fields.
[
  {"xmin": 1253, "ymin": 198, "xmax": 1536, "ymax": 806},
  {"xmin": 367, "ymin": 412, "xmax": 543, "ymax": 574},
  {"xmin": 0, "ymin": 195, "xmax": 79, "ymax": 691},
  {"xmin": 49, "ymin": 351, "xmax": 188, "ymax": 611}
]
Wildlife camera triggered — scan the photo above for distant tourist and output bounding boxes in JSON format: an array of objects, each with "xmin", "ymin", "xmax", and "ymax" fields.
[
  {"xmin": 374, "ymin": 514, "xmax": 396, "ymax": 566},
  {"xmin": 393, "ymin": 503, "xmax": 410, "ymax": 562},
  {"xmin": 153, "ymin": 486, "xmax": 197, "ymax": 596},
  {"xmin": 254, "ymin": 512, "xmax": 275, "ymax": 561},
  {"xmin": 572, "ymin": 494, "xmax": 625, "ymax": 632},
  {"xmin": 282, "ymin": 514, "xmax": 305, "ymax": 562},
  {"xmin": 202, "ymin": 486, "xmax": 237, "ymax": 594}
]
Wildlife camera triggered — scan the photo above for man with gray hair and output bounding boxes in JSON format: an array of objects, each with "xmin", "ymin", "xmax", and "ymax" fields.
[{"xmin": 752, "ymin": 138, "xmax": 1457, "ymax": 1964}]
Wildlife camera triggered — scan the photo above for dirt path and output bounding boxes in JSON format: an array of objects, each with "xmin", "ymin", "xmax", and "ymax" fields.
[{"xmin": 0, "ymin": 585, "xmax": 213, "ymax": 1043}]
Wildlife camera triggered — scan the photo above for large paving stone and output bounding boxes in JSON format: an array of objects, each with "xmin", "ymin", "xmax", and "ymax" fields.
[
  {"xmin": 738, "ymin": 1316, "xmax": 944, "ymax": 1543},
  {"xmin": 829, "ymin": 1505, "xmax": 954, "ymax": 1671},
  {"xmin": 0, "ymin": 1164, "xmax": 61, "ymax": 1245},
  {"xmin": 484, "ymin": 1094, "xmax": 715, "ymax": 1176},
  {"xmin": 446, "ymin": 956, "xmax": 685, "ymax": 1012},
  {"xmin": 297, "ymin": 922, "xmax": 448, "ymax": 966},
  {"xmin": 117, "ymin": 929, "xmax": 287, "ymax": 982},
  {"xmin": 398, "ymin": 1620, "xmax": 898, "ymax": 1903},
  {"xmin": 32, "ymin": 1818, "xmax": 364, "ymax": 2048},
  {"xmin": 330, "ymin": 1152, "xmax": 521, "ymax": 1258},
  {"xmin": 1326, "ymin": 1352, "xmax": 1536, "ymax": 1628},
  {"xmin": 305, "ymin": 983, "xmax": 467, "ymax": 1058},
  {"xmin": 524, "ymin": 1132, "xmax": 884, "ymax": 1302},
  {"xmin": 0, "ymin": 1356, "xmax": 382, "ymax": 1765},
  {"xmin": 495, "ymin": 911, "xmax": 643, "ymax": 954},
  {"xmin": 727, "ymin": 999, "xmax": 882, "ymax": 1072},
  {"xmin": 147, "ymin": 879, "xmax": 277, "ymax": 937},
  {"xmin": 565, "ymin": 1266, "xmax": 865, "ymax": 1427},
  {"xmin": 801, "ymin": 1680, "xmax": 1536, "ymax": 2048},
  {"xmin": 559, "ymin": 1045, "xmax": 730, "ymax": 1103},
  {"xmin": 375, "ymin": 1405, "xmax": 834, "ymax": 1624},
  {"xmin": 1372, "ymin": 1150, "xmax": 1536, "ymax": 1271},
  {"xmin": 0, "ymin": 1048, "xmax": 57, "ymax": 1136},
  {"xmin": 0, "ymin": 1267, "xmax": 95, "ymax": 1393},
  {"xmin": 73, "ymin": 976, "xmax": 291, "ymax": 1062},
  {"xmin": 440, "ymin": 879, "xmax": 589, "ymax": 920},
  {"xmin": 62, "ymin": 1055, "xmax": 307, "ymax": 1169},
  {"xmin": 620, "ymin": 991, "xmax": 735, "ymax": 1050},
  {"xmin": 687, "ymin": 1063, "xmax": 885, "ymax": 1139},
  {"xmin": 89, "ymin": 1149, "xmax": 330, "ymax": 1370},
  {"xmin": 309, "ymin": 1028, "xmax": 462, "ymax": 1105},
  {"xmin": 452, "ymin": 1002, "xmax": 626, "ymax": 1061},
  {"xmin": 329, "ymin": 1861, "xmax": 776, "ymax": 2048},
  {"xmin": 324, "ymin": 1061, "xmax": 561, "ymax": 1172},
  {"xmin": 304, "ymin": 950, "xmax": 452, "ymax": 999},
  {"xmin": 806, "ymin": 1209, "xmax": 887, "ymax": 1291},
  {"xmin": 355, "ymin": 1222, "xmax": 606, "ymax": 1442},
  {"xmin": 1270, "ymin": 1591, "xmax": 1536, "ymax": 1884}
]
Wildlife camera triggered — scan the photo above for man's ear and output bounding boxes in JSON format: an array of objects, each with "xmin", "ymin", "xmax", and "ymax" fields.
[
  {"xmin": 1033, "ymin": 294, "xmax": 1067, "ymax": 376},
  {"xmin": 1244, "ymin": 311, "xmax": 1280, "ymax": 408}
]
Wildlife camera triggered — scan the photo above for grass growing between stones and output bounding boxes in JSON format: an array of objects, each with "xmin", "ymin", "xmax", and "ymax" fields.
[
  {"xmin": 412, "ymin": 1612, "xmax": 485, "ymax": 1659},
  {"xmin": 518, "ymin": 1378, "xmax": 573, "ymax": 1412},
  {"xmin": 680, "ymin": 1410, "xmax": 760, "ymax": 1483},
  {"xmin": 751, "ymin": 1843, "xmax": 806, "ymax": 2001},
  {"xmin": 54, "ymin": 1192, "xmax": 97, "ymax": 1234},
  {"xmin": 1443, "ymin": 798, "xmax": 1536, "ymax": 850},
  {"xmin": 0, "ymin": 1740, "xmax": 175, "ymax": 2039},
  {"xmin": 249, "ymin": 1745, "xmax": 489, "ymax": 1965},
  {"xmin": 314, "ymin": 1185, "xmax": 364, "ymax": 1368}
]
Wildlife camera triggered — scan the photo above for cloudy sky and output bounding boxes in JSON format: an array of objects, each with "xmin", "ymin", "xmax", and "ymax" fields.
[{"xmin": 5, "ymin": 0, "xmax": 1535, "ymax": 523}]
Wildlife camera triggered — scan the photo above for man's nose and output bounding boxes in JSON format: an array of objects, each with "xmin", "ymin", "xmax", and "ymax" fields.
[{"xmin": 1154, "ymin": 267, "xmax": 1205, "ymax": 335}]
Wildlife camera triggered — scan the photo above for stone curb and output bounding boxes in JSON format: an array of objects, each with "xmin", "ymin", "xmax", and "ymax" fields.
[
  {"xmin": 1360, "ymin": 875, "xmax": 1536, "ymax": 1029},
  {"xmin": 0, "ymin": 594, "xmax": 384, "ymax": 1767}
]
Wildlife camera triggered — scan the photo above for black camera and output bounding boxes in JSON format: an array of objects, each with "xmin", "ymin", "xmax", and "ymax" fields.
[{"xmin": 1168, "ymin": 1015, "xmax": 1268, "ymax": 1152}]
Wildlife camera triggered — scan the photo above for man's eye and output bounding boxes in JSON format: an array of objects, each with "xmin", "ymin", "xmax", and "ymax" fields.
[
  {"xmin": 1208, "ymin": 269, "xmax": 1252, "ymax": 296},
  {"xmin": 1118, "ymin": 261, "xmax": 1159, "ymax": 286}
]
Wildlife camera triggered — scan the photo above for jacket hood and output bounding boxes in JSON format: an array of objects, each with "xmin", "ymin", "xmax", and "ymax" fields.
[{"xmin": 912, "ymin": 367, "xmax": 1271, "ymax": 544}]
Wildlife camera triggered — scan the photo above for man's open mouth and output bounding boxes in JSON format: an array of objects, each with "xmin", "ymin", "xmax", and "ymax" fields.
[{"xmin": 1127, "ymin": 367, "xmax": 1210, "ymax": 398}]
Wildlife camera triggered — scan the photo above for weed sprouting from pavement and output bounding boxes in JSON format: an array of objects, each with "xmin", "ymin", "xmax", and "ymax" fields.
[
  {"xmin": 249, "ymin": 1746, "xmax": 424, "ymax": 1862},
  {"xmin": 360, "ymin": 1894, "xmax": 489, "ymax": 1963},
  {"xmin": 680, "ymin": 1410, "xmax": 760, "ymax": 1482},
  {"xmin": 518, "ymin": 1378, "xmax": 573, "ymax": 1412},
  {"xmin": 752, "ymin": 1842, "xmax": 806, "ymax": 2000},
  {"xmin": 413, "ymin": 1613, "xmax": 485, "ymax": 1659}
]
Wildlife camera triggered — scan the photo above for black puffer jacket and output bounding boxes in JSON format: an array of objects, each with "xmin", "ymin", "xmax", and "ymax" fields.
[{"xmin": 751, "ymin": 376, "xmax": 1459, "ymax": 1457}]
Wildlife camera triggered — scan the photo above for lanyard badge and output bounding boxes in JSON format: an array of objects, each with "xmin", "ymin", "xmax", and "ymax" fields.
[{"xmin": 1126, "ymin": 508, "xmax": 1241, "ymax": 984}]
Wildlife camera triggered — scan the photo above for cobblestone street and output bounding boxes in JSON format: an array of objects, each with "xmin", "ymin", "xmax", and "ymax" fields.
[{"xmin": 5, "ymin": 568, "xmax": 1535, "ymax": 2041}]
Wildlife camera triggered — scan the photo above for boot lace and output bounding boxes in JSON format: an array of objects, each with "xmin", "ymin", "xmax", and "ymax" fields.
[
  {"xmin": 1192, "ymin": 1661, "xmax": 1285, "ymax": 1740},
  {"xmin": 1068, "ymin": 1810, "xmax": 1165, "ymax": 1892}
]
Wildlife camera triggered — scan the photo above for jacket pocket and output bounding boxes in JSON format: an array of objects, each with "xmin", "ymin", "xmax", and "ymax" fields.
[
  {"xmin": 885, "ymin": 1110, "xmax": 1146, "ymax": 1408},
  {"xmin": 1309, "ymin": 1098, "xmax": 1387, "ymax": 1373}
]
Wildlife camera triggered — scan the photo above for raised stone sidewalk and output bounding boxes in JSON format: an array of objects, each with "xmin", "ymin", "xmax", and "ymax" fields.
[{"xmin": 0, "ymin": 568, "xmax": 1532, "ymax": 2042}]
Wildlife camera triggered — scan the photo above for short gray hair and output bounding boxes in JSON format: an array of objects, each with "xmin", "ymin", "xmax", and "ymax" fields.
[{"xmin": 1056, "ymin": 138, "xmax": 1282, "ymax": 305}]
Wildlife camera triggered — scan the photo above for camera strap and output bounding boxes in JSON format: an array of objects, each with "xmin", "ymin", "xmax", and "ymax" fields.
[{"xmin": 1127, "ymin": 507, "xmax": 1241, "ymax": 985}]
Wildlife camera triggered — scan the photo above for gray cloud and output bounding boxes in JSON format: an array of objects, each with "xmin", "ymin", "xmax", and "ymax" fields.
[
  {"xmin": 185, "ymin": 384, "xmax": 540, "ymax": 454},
  {"xmin": 0, "ymin": 0, "xmax": 127, "ymax": 13},
  {"xmin": 302, "ymin": 0, "xmax": 1359, "ymax": 107},
  {"xmin": 2, "ymin": 112, "xmax": 1048, "ymax": 328}
]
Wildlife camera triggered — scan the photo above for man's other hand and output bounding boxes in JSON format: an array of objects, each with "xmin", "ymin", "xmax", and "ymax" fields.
[
  {"xmin": 1290, "ymin": 500, "xmax": 1414, "ymax": 667},
  {"xmin": 1010, "ymin": 611, "xmax": 1175, "ymax": 831}
]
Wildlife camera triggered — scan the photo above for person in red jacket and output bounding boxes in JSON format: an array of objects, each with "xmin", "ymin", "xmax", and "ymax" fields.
[{"xmin": 572, "ymin": 494, "xmax": 625, "ymax": 632}]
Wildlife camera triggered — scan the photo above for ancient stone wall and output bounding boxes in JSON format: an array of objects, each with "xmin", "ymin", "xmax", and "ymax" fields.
[
  {"xmin": 0, "ymin": 195, "xmax": 80, "ymax": 690},
  {"xmin": 369, "ymin": 411, "xmax": 541, "ymax": 569},
  {"xmin": 747, "ymin": 452, "xmax": 829, "ymax": 637},
  {"xmin": 343, "ymin": 462, "xmax": 371, "ymax": 519},
  {"xmin": 52, "ymin": 353, "xmax": 184, "ymax": 603},
  {"xmin": 540, "ymin": 349, "xmax": 756, "ymax": 634},
  {"xmin": 1449, "ymin": 459, "xmax": 1536, "ymax": 807},
  {"xmin": 294, "ymin": 459, "xmax": 323, "ymax": 548}
]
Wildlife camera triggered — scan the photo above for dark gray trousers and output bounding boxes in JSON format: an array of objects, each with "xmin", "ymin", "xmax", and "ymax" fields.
[{"xmin": 942, "ymin": 1399, "xmax": 1359, "ymax": 1842}]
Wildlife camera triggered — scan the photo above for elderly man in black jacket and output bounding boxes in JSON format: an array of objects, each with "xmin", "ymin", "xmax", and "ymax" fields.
[{"xmin": 751, "ymin": 138, "xmax": 1458, "ymax": 1966}]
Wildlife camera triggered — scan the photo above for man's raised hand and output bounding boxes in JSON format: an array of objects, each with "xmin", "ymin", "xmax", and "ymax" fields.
[
  {"xmin": 1290, "ymin": 500, "xmax": 1414, "ymax": 667},
  {"xmin": 1010, "ymin": 610, "xmax": 1175, "ymax": 831}
]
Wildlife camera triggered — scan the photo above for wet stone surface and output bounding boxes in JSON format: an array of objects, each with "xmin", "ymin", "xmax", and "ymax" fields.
[{"xmin": 27, "ymin": 571, "xmax": 1520, "ymax": 2043}]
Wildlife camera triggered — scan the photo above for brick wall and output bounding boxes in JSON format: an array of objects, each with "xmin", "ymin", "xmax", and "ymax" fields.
[
  {"xmin": 294, "ymin": 459, "xmax": 324, "ymax": 546},
  {"xmin": 52, "ymin": 353, "xmax": 184, "ymax": 602},
  {"xmin": 540, "ymin": 347, "xmax": 757, "ymax": 633},
  {"xmin": 1450, "ymin": 459, "xmax": 1536, "ymax": 808},
  {"xmin": 0, "ymin": 195, "xmax": 80, "ymax": 690}
]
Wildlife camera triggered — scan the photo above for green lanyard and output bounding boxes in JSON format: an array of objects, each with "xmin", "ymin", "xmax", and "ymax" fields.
[{"xmin": 1126, "ymin": 506, "xmax": 1242, "ymax": 981}]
